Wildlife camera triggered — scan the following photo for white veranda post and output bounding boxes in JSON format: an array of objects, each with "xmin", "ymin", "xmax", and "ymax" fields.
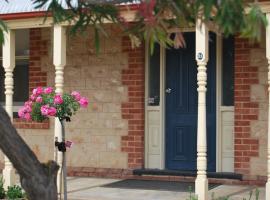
[
  {"xmin": 266, "ymin": 12, "xmax": 270, "ymax": 200},
  {"xmin": 53, "ymin": 25, "xmax": 66, "ymax": 193},
  {"xmin": 195, "ymin": 19, "xmax": 209, "ymax": 200},
  {"xmin": 2, "ymin": 30, "xmax": 16, "ymax": 189}
]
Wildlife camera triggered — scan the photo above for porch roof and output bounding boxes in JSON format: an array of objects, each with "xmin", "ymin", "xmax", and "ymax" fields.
[{"xmin": 0, "ymin": 0, "xmax": 140, "ymax": 15}]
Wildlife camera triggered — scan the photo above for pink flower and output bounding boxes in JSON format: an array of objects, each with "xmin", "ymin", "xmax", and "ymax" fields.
[
  {"xmin": 18, "ymin": 107, "xmax": 26, "ymax": 118},
  {"xmin": 44, "ymin": 87, "xmax": 53, "ymax": 94},
  {"xmin": 33, "ymin": 87, "xmax": 43, "ymax": 96},
  {"xmin": 24, "ymin": 113, "xmax": 31, "ymax": 120},
  {"xmin": 24, "ymin": 105, "xmax": 32, "ymax": 113},
  {"xmin": 48, "ymin": 107, "xmax": 57, "ymax": 116},
  {"xmin": 41, "ymin": 105, "xmax": 50, "ymax": 116},
  {"xmin": 139, "ymin": 0, "xmax": 156, "ymax": 25},
  {"xmin": 71, "ymin": 91, "xmax": 81, "ymax": 101},
  {"xmin": 65, "ymin": 140, "xmax": 74, "ymax": 148},
  {"xmin": 79, "ymin": 97, "xmax": 89, "ymax": 108},
  {"xmin": 24, "ymin": 101, "xmax": 33, "ymax": 107},
  {"xmin": 54, "ymin": 95, "xmax": 63, "ymax": 105},
  {"xmin": 30, "ymin": 94, "xmax": 36, "ymax": 101},
  {"xmin": 36, "ymin": 96, "xmax": 43, "ymax": 103},
  {"xmin": 18, "ymin": 106, "xmax": 32, "ymax": 120}
]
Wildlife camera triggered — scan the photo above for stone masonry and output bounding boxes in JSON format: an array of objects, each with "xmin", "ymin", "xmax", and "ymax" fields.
[{"xmin": 0, "ymin": 25, "xmax": 146, "ymax": 170}]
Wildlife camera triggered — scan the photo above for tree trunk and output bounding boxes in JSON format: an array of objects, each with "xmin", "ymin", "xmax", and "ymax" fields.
[{"xmin": 0, "ymin": 106, "xmax": 59, "ymax": 200}]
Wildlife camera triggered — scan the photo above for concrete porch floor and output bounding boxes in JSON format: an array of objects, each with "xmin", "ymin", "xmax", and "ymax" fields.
[{"xmin": 66, "ymin": 177, "xmax": 265, "ymax": 200}]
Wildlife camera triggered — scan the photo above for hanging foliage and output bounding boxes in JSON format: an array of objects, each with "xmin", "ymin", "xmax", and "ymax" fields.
[{"xmin": 0, "ymin": 0, "xmax": 267, "ymax": 52}]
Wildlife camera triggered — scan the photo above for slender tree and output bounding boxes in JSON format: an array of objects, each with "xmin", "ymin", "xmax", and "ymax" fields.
[{"xmin": 0, "ymin": 106, "xmax": 58, "ymax": 200}]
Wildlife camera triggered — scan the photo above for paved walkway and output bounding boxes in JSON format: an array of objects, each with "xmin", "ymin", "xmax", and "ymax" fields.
[{"xmin": 66, "ymin": 177, "xmax": 265, "ymax": 200}]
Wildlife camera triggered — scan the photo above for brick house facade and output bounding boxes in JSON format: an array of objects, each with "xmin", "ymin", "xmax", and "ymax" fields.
[
  {"xmin": 0, "ymin": 26, "xmax": 267, "ymax": 184},
  {"xmin": 1, "ymin": 2, "xmax": 270, "ymax": 187}
]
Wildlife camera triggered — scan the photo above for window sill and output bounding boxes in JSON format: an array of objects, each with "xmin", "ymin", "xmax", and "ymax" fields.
[{"xmin": 13, "ymin": 118, "xmax": 50, "ymax": 129}]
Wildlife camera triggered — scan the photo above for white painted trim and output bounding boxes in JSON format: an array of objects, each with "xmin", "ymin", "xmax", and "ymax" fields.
[
  {"xmin": 160, "ymin": 45, "xmax": 166, "ymax": 169},
  {"xmin": 217, "ymin": 35, "xmax": 235, "ymax": 172},
  {"xmin": 146, "ymin": 106, "xmax": 160, "ymax": 111},
  {"xmin": 216, "ymin": 35, "xmax": 235, "ymax": 172},
  {"xmin": 4, "ymin": 10, "xmax": 137, "ymax": 30},
  {"xmin": 5, "ymin": 18, "xmax": 53, "ymax": 29},
  {"xmin": 0, "ymin": 55, "xmax": 29, "ymax": 60},
  {"xmin": 220, "ymin": 106, "xmax": 234, "ymax": 111},
  {"xmin": 144, "ymin": 40, "xmax": 149, "ymax": 168},
  {"xmin": 144, "ymin": 42, "xmax": 165, "ymax": 169}
]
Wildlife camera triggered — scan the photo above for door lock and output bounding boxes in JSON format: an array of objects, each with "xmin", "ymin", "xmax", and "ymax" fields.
[{"xmin": 165, "ymin": 88, "xmax": 172, "ymax": 94}]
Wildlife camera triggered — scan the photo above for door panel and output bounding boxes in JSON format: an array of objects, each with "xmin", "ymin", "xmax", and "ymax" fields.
[{"xmin": 165, "ymin": 32, "xmax": 216, "ymax": 171}]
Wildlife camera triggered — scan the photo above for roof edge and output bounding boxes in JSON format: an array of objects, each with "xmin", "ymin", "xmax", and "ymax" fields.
[
  {"xmin": 0, "ymin": 11, "xmax": 48, "ymax": 20},
  {"xmin": 0, "ymin": 4, "xmax": 139, "ymax": 21}
]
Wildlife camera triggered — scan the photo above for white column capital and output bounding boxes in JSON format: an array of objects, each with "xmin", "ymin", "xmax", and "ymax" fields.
[
  {"xmin": 2, "ymin": 30, "xmax": 15, "ymax": 71},
  {"xmin": 53, "ymin": 25, "xmax": 66, "ymax": 95},
  {"xmin": 196, "ymin": 19, "xmax": 209, "ymax": 64},
  {"xmin": 53, "ymin": 25, "xmax": 66, "ymax": 68}
]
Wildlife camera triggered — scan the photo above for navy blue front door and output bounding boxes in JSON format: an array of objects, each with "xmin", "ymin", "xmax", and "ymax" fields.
[{"xmin": 165, "ymin": 32, "xmax": 216, "ymax": 171}]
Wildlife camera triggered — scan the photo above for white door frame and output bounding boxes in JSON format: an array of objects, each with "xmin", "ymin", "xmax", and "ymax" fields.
[{"xmin": 144, "ymin": 29, "xmax": 224, "ymax": 171}]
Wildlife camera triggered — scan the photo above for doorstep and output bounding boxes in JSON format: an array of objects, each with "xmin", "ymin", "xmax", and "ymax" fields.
[
  {"xmin": 132, "ymin": 169, "xmax": 265, "ymax": 186},
  {"xmin": 133, "ymin": 169, "xmax": 243, "ymax": 180}
]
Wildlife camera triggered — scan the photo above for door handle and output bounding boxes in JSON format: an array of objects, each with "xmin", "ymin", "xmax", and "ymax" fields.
[{"xmin": 165, "ymin": 88, "xmax": 172, "ymax": 94}]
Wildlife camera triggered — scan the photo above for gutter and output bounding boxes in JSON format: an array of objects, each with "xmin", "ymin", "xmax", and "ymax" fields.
[{"xmin": 0, "ymin": 4, "xmax": 139, "ymax": 21}]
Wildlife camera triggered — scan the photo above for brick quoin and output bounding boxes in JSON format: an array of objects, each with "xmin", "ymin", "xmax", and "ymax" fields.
[
  {"xmin": 14, "ymin": 28, "xmax": 49, "ymax": 129},
  {"xmin": 121, "ymin": 36, "xmax": 145, "ymax": 169},
  {"xmin": 234, "ymin": 37, "xmax": 259, "ymax": 175}
]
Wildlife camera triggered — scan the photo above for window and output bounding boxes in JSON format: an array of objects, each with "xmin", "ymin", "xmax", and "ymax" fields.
[
  {"xmin": 0, "ymin": 29, "xmax": 29, "ymax": 113},
  {"xmin": 222, "ymin": 36, "xmax": 234, "ymax": 106},
  {"xmin": 148, "ymin": 43, "xmax": 160, "ymax": 106},
  {"xmin": 0, "ymin": 60, "xmax": 29, "ymax": 104}
]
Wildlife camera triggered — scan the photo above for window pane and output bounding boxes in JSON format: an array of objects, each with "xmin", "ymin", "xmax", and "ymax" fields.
[
  {"xmin": 148, "ymin": 44, "xmax": 160, "ymax": 106},
  {"xmin": 14, "ymin": 63, "xmax": 29, "ymax": 103},
  {"xmin": 222, "ymin": 36, "xmax": 234, "ymax": 106}
]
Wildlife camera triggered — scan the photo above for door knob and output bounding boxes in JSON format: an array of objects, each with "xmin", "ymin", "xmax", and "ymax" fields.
[{"xmin": 165, "ymin": 88, "xmax": 172, "ymax": 94}]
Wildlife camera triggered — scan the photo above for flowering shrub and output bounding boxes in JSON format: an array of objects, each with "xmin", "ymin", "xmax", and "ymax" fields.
[{"xmin": 18, "ymin": 87, "xmax": 88, "ymax": 122}]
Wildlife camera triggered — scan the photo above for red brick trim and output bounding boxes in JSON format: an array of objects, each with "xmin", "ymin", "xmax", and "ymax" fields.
[
  {"xmin": 13, "ymin": 118, "xmax": 50, "ymax": 129},
  {"xmin": 16, "ymin": 28, "xmax": 49, "ymax": 129},
  {"xmin": 67, "ymin": 167, "xmax": 133, "ymax": 178},
  {"xmin": 29, "ymin": 28, "xmax": 48, "ymax": 91},
  {"xmin": 121, "ymin": 37, "xmax": 145, "ymax": 169},
  {"xmin": 67, "ymin": 167, "xmax": 266, "ymax": 186},
  {"xmin": 234, "ymin": 37, "xmax": 260, "ymax": 175}
]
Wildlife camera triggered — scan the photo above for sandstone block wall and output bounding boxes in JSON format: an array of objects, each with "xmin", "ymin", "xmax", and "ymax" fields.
[{"xmin": 0, "ymin": 25, "xmax": 145, "ymax": 170}]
